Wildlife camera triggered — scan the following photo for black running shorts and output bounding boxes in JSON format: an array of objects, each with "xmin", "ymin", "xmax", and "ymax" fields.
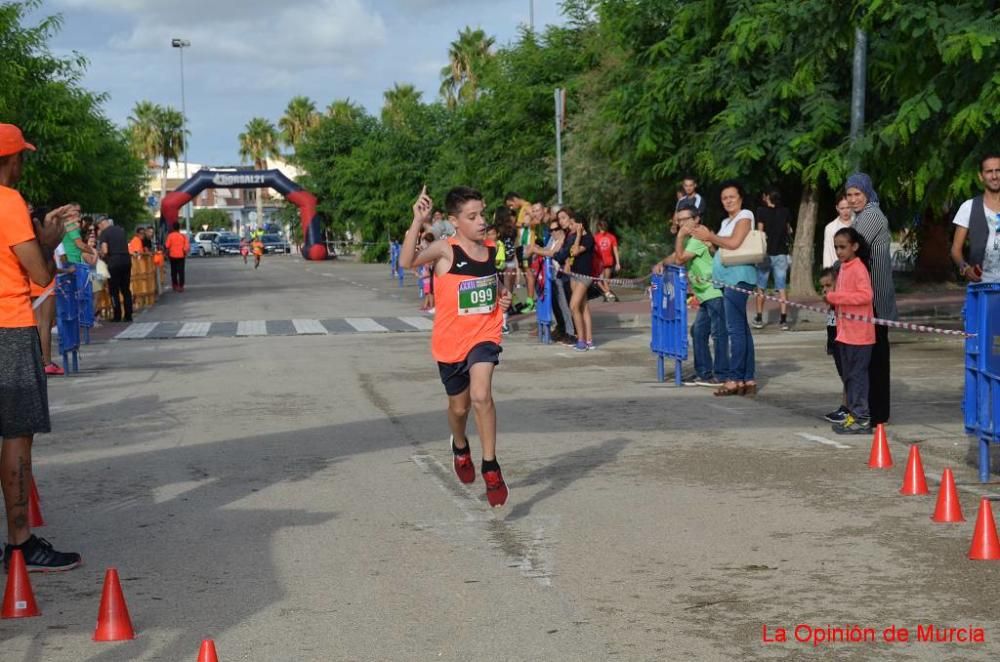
[{"xmin": 437, "ymin": 341, "xmax": 502, "ymax": 396}]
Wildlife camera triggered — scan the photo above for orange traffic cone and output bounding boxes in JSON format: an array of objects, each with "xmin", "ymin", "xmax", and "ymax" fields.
[
  {"xmin": 899, "ymin": 445, "xmax": 930, "ymax": 495},
  {"xmin": 968, "ymin": 498, "xmax": 1000, "ymax": 560},
  {"xmin": 931, "ymin": 468, "xmax": 965, "ymax": 523},
  {"xmin": 1, "ymin": 549, "xmax": 40, "ymax": 618},
  {"xmin": 93, "ymin": 568, "xmax": 136, "ymax": 641},
  {"xmin": 28, "ymin": 476, "xmax": 44, "ymax": 528},
  {"xmin": 197, "ymin": 639, "xmax": 219, "ymax": 662},
  {"xmin": 867, "ymin": 423, "xmax": 893, "ymax": 469}
]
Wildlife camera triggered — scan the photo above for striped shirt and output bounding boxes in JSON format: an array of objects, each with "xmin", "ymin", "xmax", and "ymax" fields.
[{"xmin": 852, "ymin": 203, "xmax": 898, "ymax": 321}]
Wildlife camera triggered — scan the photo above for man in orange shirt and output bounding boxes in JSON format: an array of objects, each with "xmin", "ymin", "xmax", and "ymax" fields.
[
  {"xmin": 0, "ymin": 123, "xmax": 81, "ymax": 571},
  {"xmin": 128, "ymin": 226, "xmax": 145, "ymax": 255},
  {"xmin": 164, "ymin": 222, "xmax": 190, "ymax": 292}
]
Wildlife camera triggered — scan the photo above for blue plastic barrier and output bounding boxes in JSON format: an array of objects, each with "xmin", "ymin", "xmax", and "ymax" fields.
[
  {"xmin": 963, "ymin": 283, "xmax": 1000, "ymax": 482},
  {"xmin": 54, "ymin": 273, "xmax": 80, "ymax": 373},
  {"xmin": 650, "ymin": 266, "xmax": 689, "ymax": 386},
  {"xmin": 75, "ymin": 263, "xmax": 94, "ymax": 344},
  {"xmin": 535, "ymin": 258, "xmax": 554, "ymax": 344},
  {"xmin": 389, "ymin": 241, "xmax": 405, "ymax": 287}
]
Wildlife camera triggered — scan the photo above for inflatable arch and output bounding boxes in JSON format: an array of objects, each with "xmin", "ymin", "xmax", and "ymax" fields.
[{"xmin": 160, "ymin": 168, "xmax": 328, "ymax": 260}]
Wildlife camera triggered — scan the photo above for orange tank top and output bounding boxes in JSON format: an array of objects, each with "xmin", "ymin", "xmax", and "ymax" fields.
[{"xmin": 431, "ymin": 239, "xmax": 503, "ymax": 364}]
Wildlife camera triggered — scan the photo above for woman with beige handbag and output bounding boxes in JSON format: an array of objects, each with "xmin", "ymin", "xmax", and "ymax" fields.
[{"xmin": 686, "ymin": 180, "xmax": 760, "ymax": 396}]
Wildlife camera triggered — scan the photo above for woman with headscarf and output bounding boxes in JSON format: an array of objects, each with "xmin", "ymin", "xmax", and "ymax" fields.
[{"xmin": 844, "ymin": 173, "xmax": 897, "ymax": 426}]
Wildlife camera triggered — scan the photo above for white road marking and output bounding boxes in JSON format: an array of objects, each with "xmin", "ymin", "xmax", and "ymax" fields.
[
  {"xmin": 796, "ymin": 432, "xmax": 851, "ymax": 450},
  {"xmin": 345, "ymin": 317, "xmax": 389, "ymax": 332},
  {"xmin": 236, "ymin": 320, "xmax": 267, "ymax": 336},
  {"xmin": 115, "ymin": 322, "xmax": 158, "ymax": 339},
  {"xmin": 177, "ymin": 322, "xmax": 211, "ymax": 338},
  {"xmin": 398, "ymin": 316, "xmax": 434, "ymax": 331},
  {"xmin": 292, "ymin": 318, "xmax": 328, "ymax": 335}
]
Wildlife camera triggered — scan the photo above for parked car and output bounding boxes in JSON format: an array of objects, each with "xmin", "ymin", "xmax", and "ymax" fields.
[
  {"xmin": 261, "ymin": 234, "xmax": 290, "ymax": 254},
  {"xmin": 193, "ymin": 231, "xmax": 221, "ymax": 256},
  {"xmin": 215, "ymin": 234, "xmax": 241, "ymax": 255}
]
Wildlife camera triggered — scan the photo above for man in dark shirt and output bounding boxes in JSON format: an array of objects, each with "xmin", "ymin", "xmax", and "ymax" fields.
[
  {"xmin": 675, "ymin": 175, "xmax": 708, "ymax": 219},
  {"xmin": 754, "ymin": 188, "xmax": 793, "ymax": 330},
  {"xmin": 98, "ymin": 217, "xmax": 133, "ymax": 322}
]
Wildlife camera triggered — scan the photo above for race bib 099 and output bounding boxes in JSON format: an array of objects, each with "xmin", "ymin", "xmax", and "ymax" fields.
[{"xmin": 458, "ymin": 275, "xmax": 498, "ymax": 315}]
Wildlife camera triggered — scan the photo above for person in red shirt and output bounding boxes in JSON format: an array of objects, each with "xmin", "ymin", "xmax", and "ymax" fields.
[
  {"xmin": 0, "ymin": 123, "xmax": 81, "ymax": 571},
  {"xmin": 164, "ymin": 222, "xmax": 190, "ymax": 292},
  {"xmin": 593, "ymin": 219, "xmax": 621, "ymax": 302},
  {"xmin": 824, "ymin": 227, "xmax": 875, "ymax": 436}
]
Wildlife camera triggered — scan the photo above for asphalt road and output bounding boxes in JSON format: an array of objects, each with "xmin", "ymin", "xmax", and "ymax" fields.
[{"xmin": 4, "ymin": 255, "xmax": 998, "ymax": 661}]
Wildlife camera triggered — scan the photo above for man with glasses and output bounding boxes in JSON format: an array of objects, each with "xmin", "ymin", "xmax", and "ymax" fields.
[
  {"xmin": 951, "ymin": 153, "xmax": 1000, "ymax": 282},
  {"xmin": 654, "ymin": 200, "xmax": 728, "ymax": 387},
  {"xmin": 823, "ymin": 191, "xmax": 854, "ymax": 268}
]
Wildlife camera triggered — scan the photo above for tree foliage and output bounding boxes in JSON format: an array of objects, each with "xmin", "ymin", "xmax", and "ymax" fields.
[{"xmin": 0, "ymin": 0, "xmax": 147, "ymax": 222}]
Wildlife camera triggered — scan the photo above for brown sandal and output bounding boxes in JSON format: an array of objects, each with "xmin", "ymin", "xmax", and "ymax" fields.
[
  {"xmin": 740, "ymin": 383, "xmax": 758, "ymax": 397},
  {"xmin": 714, "ymin": 382, "xmax": 742, "ymax": 397}
]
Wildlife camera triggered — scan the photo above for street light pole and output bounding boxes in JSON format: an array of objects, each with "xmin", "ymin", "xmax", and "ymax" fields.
[
  {"xmin": 171, "ymin": 38, "xmax": 191, "ymax": 233},
  {"xmin": 529, "ymin": 0, "xmax": 534, "ymax": 31}
]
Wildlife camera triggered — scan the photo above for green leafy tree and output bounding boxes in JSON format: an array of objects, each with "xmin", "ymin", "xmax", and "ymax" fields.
[
  {"xmin": 238, "ymin": 117, "xmax": 280, "ymax": 227},
  {"xmin": 439, "ymin": 27, "xmax": 496, "ymax": 108},
  {"xmin": 192, "ymin": 208, "xmax": 232, "ymax": 231},
  {"xmin": 279, "ymin": 95, "xmax": 319, "ymax": 154}
]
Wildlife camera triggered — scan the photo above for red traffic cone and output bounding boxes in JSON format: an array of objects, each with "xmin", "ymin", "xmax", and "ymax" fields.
[
  {"xmin": 900, "ymin": 445, "xmax": 930, "ymax": 495},
  {"xmin": 28, "ymin": 475, "xmax": 44, "ymax": 528},
  {"xmin": 931, "ymin": 468, "xmax": 965, "ymax": 523},
  {"xmin": 2, "ymin": 549, "xmax": 40, "ymax": 618},
  {"xmin": 867, "ymin": 423, "xmax": 893, "ymax": 469},
  {"xmin": 197, "ymin": 639, "xmax": 219, "ymax": 662},
  {"xmin": 968, "ymin": 498, "xmax": 1000, "ymax": 560},
  {"xmin": 93, "ymin": 568, "xmax": 135, "ymax": 641}
]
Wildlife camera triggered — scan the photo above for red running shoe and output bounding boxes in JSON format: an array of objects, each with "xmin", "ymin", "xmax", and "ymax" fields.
[
  {"xmin": 483, "ymin": 466, "xmax": 509, "ymax": 507},
  {"xmin": 44, "ymin": 362, "xmax": 64, "ymax": 376},
  {"xmin": 451, "ymin": 436, "xmax": 475, "ymax": 484}
]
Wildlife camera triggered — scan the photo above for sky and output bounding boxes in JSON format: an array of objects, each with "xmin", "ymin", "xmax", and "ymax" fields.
[{"xmin": 30, "ymin": 0, "xmax": 566, "ymax": 166}]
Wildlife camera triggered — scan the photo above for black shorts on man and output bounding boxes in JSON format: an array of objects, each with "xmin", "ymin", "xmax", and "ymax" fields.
[
  {"xmin": 0, "ymin": 327, "xmax": 51, "ymax": 438},
  {"xmin": 437, "ymin": 341, "xmax": 502, "ymax": 396}
]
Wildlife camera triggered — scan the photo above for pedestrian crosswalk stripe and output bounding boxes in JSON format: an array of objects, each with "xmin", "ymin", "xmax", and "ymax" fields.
[
  {"xmin": 345, "ymin": 317, "xmax": 388, "ymax": 332},
  {"xmin": 177, "ymin": 322, "xmax": 211, "ymax": 338},
  {"xmin": 115, "ymin": 322, "xmax": 158, "ymax": 339},
  {"xmin": 398, "ymin": 316, "xmax": 434, "ymax": 331},
  {"xmin": 113, "ymin": 317, "xmax": 434, "ymax": 340},
  {"xmin": 292, "ymin": 318, "xmax": 328, "ymax": 335},
  {"xmin": 236, "ymin": 320, "xmax": 267, "ymax": 336}
]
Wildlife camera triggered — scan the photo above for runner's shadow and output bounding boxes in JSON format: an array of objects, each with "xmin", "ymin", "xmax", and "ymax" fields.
[{"xmin": 505, "ymin": 437, "xmax": 628, "ymax": 520}]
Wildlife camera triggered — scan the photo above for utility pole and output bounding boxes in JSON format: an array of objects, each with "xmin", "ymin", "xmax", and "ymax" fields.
[
  {"xmin": 529, "ymin": 0, "xmax": 534, "ymax": 31},
  {"xmin": 172, "ymin": 38, "xmax": 191, "ymax": 233},
  {"xmin": 554, "ymin": 88, "xmax": 564, "ymax": 205}
]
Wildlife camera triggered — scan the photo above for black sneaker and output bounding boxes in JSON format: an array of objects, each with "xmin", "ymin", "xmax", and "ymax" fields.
[
  {"xmin": 4, "ymin": 535, "xmax": 81, "ymax": 573},
  {"xmin": 695, "ymin": 376, "xmax": 723, "ymax": 387},
  {"xmin": 682, "ymin": 373, "xmax": 701, "ymax": 386},
  {"xmin": 824, "ymin": 406, "xmax": 849, "ymax": 424},
  {"xmin": 833, "ymin": 414, "xmax": 872, "ymax": 435}
]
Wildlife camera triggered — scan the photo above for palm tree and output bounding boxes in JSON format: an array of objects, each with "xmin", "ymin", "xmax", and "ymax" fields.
[
  {"xmin": 381, "ymin": 83, "xmax": 422, "ymax": 126},
  {"xmin": 326, "ymin": 98, "xmax": 365, "ymax": 124},
  {"xmin": 127, "ymin": 102, "xmax": 185, "ymax": 210},
  {"xmin": 278, "ymin": 95, "xmax": 319, "ymax": 153},
  {"xmin": 238, "ymin": 117, "xmax": 280, "ymax": 230},
  {"xmin": 439, "ymin": 27, "xmax": 495, "ymax": 108}
]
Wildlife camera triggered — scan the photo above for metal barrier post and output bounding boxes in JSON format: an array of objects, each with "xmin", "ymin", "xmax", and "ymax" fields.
[
  {"xmin": 649, "ymin": 268, "xmax": 688, "ymax": 386},
  {"xmin": 535, "ymin": 258, "xmax": 554, "ymax": 344}
]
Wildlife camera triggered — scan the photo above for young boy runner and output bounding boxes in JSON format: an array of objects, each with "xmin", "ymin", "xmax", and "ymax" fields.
[{"xmin": 400, "ymin": 186, "xmax": 513, "ymax": 507}]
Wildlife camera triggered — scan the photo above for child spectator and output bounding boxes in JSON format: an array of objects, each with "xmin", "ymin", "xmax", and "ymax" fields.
[
  {"xmin": 824, "ymin": 227, "xmax": 875, "ymax": 435},
  {"xmin": 819, "ymin": 266, "xmax": 848, "ymax": 424},
  {"xmin": 417, "ymin": 232, "xmax": 435, "ymax": 312},
  {"xmin": 593, "ymin": 219, "xmax": 621, "ymax": 302}
]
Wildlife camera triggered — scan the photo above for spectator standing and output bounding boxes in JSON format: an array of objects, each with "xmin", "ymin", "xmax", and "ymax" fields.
[
  {"xmin": 557, "ymin": 207, "xmax": 595, "ymax": 351},
  {"xmin": 143, "ymin": 226, "xmax": 155, "ymax": 252},
  {"xmin": 687, "ymin": 180, "xmax": 757, "ymax": 396},
  {"xmin": 845, "ymin": 172, "xmax": 897, "ymax": 427},
  {"xmin": 98, "ymin": 217, "xmax": 133, "ymax": 322},
  {"xmin": 665, "ymin": 199, "xmax": 728, "ymax": 387},
  {"xmin": 753, "ymin": 188, "xmax": 793, "ymax": 330},
  {"xmin": 528, "ymin": 216, "xmax": 575, "ymax": 342},
  {"xmin": 0, "ymin": 123, "xmax": 81, "ymax": 570},
  {"xmin": 676, "ymin": 175, "xmax": 708, "ymax": 218},
  {"xmin": 593, "ymin": 219, "xmax": 621, "ymax": 302},
  {"xmin": 505, "ymin": 193, "xmax": 537, "ymax": 310},
  {"xmin": 60, "ymin": 202, "xmax": 96, "ymax": 267},
  {"xmin": 823, "ymin": 192, "xmax": 854, "ymax": 268},
  {"xmin": 164, "ymin": 222, "xmax": 190, "ymax": 292},
  {"xmin": 950, "ymin": 152, "xmax": 1000, "ymax": 283},
  {"xmin": 128, "ymin": 226, "xmax": 145, "ymax": 255}
]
